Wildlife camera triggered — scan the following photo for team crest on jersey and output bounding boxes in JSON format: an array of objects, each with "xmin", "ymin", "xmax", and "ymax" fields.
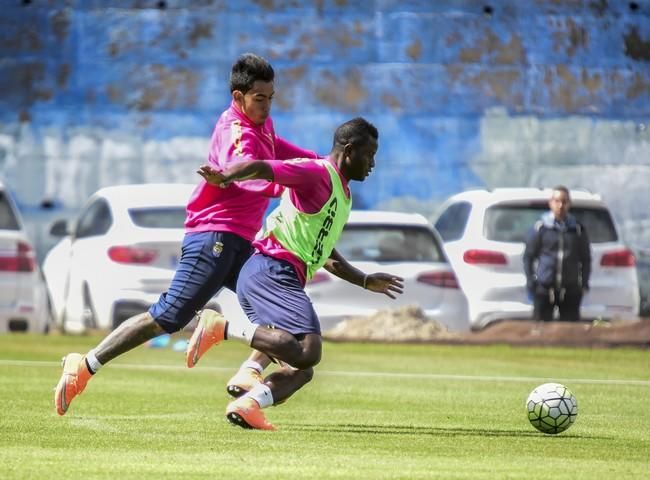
[{"xmin": 212, "ymin": 241, "xmax": 224, "ymax": 257}]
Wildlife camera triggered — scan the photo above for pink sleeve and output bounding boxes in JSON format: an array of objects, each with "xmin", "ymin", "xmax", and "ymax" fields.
[
  {"xmin": 274, "ymin": 136, "xmax": 320, "ymax": 160},
  {"xmin": 209, "ymin": 124, "xmax": 282, "ymax": 196},
  {"xmin": 269, "ymin": 160, "xmax": 332, "ymax": 213}
]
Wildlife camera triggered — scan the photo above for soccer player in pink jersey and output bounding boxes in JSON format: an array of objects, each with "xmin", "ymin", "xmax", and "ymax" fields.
[{"xmin": 54, "ymin": 53, "xmax": 320, "ymax": 416}]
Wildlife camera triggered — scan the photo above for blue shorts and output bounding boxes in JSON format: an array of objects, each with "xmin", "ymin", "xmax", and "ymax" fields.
[
  {"xmin": 236, "ymin": 253, "xmax": 320, "ymax": 336},
  {"xmin": 149, "ymin": 231, "xmax": 253, "ymax": 333}
]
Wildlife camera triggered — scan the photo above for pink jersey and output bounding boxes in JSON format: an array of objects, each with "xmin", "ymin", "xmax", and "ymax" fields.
[
  {"xmin": 184, "ymin": 101, "xmax": 319, "ymax": 241},
  {"xmin": 253, "ymin": 158, "xmax": 351, "ymax": 285}
]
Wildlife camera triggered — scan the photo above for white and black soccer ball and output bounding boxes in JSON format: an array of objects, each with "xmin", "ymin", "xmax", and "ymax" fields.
[{"xmin": 526, "ymin": 382, "xmax": 578, "ymax": 434}]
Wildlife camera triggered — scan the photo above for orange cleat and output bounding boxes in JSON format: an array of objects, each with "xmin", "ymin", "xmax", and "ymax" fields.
[
  {"xmin": 225, "ymin": 397, "xmax": 275, "ymax": 431},
  {"xmin": 226, "ymin": 368, "xmax": 263, "ymax": 398},
  {"xmin": 54, "ymin": 353, "xmax": 93, "ymax": 416},
  {"xmin": 186, "ymin": 309, "xmax": 226, "ymax": 368}
]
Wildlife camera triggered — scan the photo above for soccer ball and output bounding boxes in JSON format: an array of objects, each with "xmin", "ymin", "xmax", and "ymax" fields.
[{"xmin": 525, "ymin": 383, "xmax": 578, "ymax": 434}]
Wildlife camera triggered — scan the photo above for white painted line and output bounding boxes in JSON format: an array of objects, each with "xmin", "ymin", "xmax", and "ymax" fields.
[{"xmin": 2, "ymin": 359, "xmax": 650, "ymax": 387}]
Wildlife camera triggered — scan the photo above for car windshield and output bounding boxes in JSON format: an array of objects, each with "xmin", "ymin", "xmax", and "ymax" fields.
[
  {"xmin": 0, "ymin": 192, "xmax": 20, "ymax": 230},
  {"xmin": 336, "ymin": 225, "xmax": 445, "ymax": 262},
  {"xmin": 484, "ymin": 203, "xmax": 618, "ymax": 243},
  {"xmin": 128, "ymin": 207, "xmax": 187, "ymax": 228}
]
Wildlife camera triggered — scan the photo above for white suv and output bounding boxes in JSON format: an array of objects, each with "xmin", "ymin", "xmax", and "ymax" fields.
[
  {"xmin": 0, "ymin": 180, "xmax": 51, "ymax": 333},
  {"xmin": 434, "ymin": 188, "xmax": 640, "ymax": 330}
]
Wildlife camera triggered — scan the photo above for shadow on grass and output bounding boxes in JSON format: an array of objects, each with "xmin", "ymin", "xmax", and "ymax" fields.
[{"xmin": 290, "ymin": 423, "xmax": 601, "ymax": 439}]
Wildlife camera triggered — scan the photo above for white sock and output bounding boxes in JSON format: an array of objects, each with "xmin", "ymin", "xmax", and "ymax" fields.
[
  {"xmin": 247, "ymin": 383, "xmax": 274, "ymax": 409},
  {"xmin": 241, "ymin": 360, "xmax": 264, "ymax": 373},
  {"xmin": 225, "ymin": 319, "xmax": 258, "ymax": 346},
  {"xmin": 85, "ymin": 350, "xmax": 103, "ymax": 374}
]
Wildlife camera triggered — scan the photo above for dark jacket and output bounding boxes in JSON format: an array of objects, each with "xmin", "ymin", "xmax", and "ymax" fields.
[{"xmin": 523, "ymin": 212, "xmax": 591, "ymax": 292}]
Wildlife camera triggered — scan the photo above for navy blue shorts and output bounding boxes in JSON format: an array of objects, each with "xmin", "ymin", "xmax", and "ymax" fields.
[
  {"xmin": 236, "ymin": 253, "xmax": 320, "ymax": 336},
  {"xmin": 149, "ymin": 231, "xmax": 253, "ymax": 333}
]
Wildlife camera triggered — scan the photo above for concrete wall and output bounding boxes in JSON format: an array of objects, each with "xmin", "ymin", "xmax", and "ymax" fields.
[{"xmin": 0, "ymin": 0, "xmax": 649, "ymax": 257}]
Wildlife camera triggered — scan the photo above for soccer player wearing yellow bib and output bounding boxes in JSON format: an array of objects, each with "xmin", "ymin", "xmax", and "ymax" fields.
[{"xmin": 187, "ymin": 117, "xmax": 404, "ymax": 430}]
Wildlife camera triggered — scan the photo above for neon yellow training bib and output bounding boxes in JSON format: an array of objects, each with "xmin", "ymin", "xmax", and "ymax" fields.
[{"xmin": 263, "ymin": 160, "xmax": 352, "ymax": 280}]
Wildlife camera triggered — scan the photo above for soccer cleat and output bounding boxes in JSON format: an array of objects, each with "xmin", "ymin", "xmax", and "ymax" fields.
[
  {"xmin": 185, "ymin": 309, "xmax": 226, "ymax": 368},
  {"xmin": 226, "ymin": 368, "xmax": 263, "ymax": 398},
  {"xmin": 54, "ymin": 353, "xmax": 93, "ymax": 416},
  {"xmin": 225, "ymin": 397, "xmax": 275, "ymax": 431}
]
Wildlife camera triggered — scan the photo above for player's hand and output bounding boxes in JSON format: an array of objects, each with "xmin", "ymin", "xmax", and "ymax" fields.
[
  {"xmin": 197, "ymin": 165, "xmax": 230, "ymax": 187},
  {"xmin": 365, "ymin": 273, "xmax": 404, "ymax": 299}
]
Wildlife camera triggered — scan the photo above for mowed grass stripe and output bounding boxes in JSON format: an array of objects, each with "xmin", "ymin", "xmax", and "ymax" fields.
[{"xmin": 3, "ymin": 358, "xmax": 650, "ymax": 387}]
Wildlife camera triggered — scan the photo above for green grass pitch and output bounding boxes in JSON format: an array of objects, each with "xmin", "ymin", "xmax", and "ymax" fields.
[{"xmin": 1, "ymin": 334, "xmax": 648, "ymax": 479}]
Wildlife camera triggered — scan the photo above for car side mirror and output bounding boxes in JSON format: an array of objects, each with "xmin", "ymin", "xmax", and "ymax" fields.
[{"xmin": 49, "ymin": 219, "xmax": 70, "ymax": 237}]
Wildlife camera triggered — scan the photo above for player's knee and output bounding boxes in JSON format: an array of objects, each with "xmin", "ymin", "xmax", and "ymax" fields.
[
  {"xmin": 305, "ymin": 348, "xmax": 322, "ymax": 367},
  {"xmin": 273, "ymin": 331, "xmax": 321, "ymax": 369},
  {"xmin": 292, "ymin": 348, "xmax": 321, "ymax": 370},
  {"xmin": 280, "ymin": 348, "xmax": 319, "ymax": 370}
]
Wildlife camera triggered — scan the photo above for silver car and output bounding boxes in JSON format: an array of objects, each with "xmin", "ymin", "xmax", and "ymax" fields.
[
  {"xmin": 434, "ymin": 188, "xmax": 640, "ymax": 329},
  {"xmin": 305, "ymin": 210, "xmax": 470, "ymax": 332},
  {"xmin": 42, "ymin": 183, "xmax": 205, "ymax": 333},
  {"xmin": 0, "ymin": 180, "xmax": 50, "ymax": 333}
]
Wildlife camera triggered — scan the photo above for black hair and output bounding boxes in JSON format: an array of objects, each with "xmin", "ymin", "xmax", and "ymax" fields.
[
  {"xmin": 552, "ymin": 185, "xmax": 571, "ymax": 198},
  {"xmin": 229, "ymin": 53, "xmax": 275, "ymax": 93},
  {"xmin": 332, "ymin": 117, "xmax": 378, "ymax": 150}
]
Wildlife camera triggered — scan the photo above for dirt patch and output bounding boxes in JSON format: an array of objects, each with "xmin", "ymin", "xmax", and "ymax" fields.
[
  {"xmin": 323, "ymin": 305, "xmax": 650, "ymax": 348},
  {"xmin": 325, "ymin": 305, "xmax": 458, "ymax": 342}
]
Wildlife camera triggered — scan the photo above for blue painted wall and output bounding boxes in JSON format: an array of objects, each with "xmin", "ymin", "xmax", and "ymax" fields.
[{"xmin": 0, "ymin": 0, "xmax": 649, "ymax": 256}]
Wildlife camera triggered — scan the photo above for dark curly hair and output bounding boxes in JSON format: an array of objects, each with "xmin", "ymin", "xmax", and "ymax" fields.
[
  {"xmin": 229, "ymin": 53, "xmax": 275, "ymax": 94},
  {"xmin": 332, "ymin": 117, "xmax": 379, "ymax": 151}
]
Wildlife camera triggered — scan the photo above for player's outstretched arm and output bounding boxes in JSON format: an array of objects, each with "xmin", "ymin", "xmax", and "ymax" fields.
[
  {"xmin": 197, "ymin": 161, "xmax": 274, "ymax": 187},
  {"xmin": 324, "ymin": 249, "xmax": 404, "ymax": 299},
  {"xmin": 323, "ymin": 248, "xmax": 365, "ymax": 287}
]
